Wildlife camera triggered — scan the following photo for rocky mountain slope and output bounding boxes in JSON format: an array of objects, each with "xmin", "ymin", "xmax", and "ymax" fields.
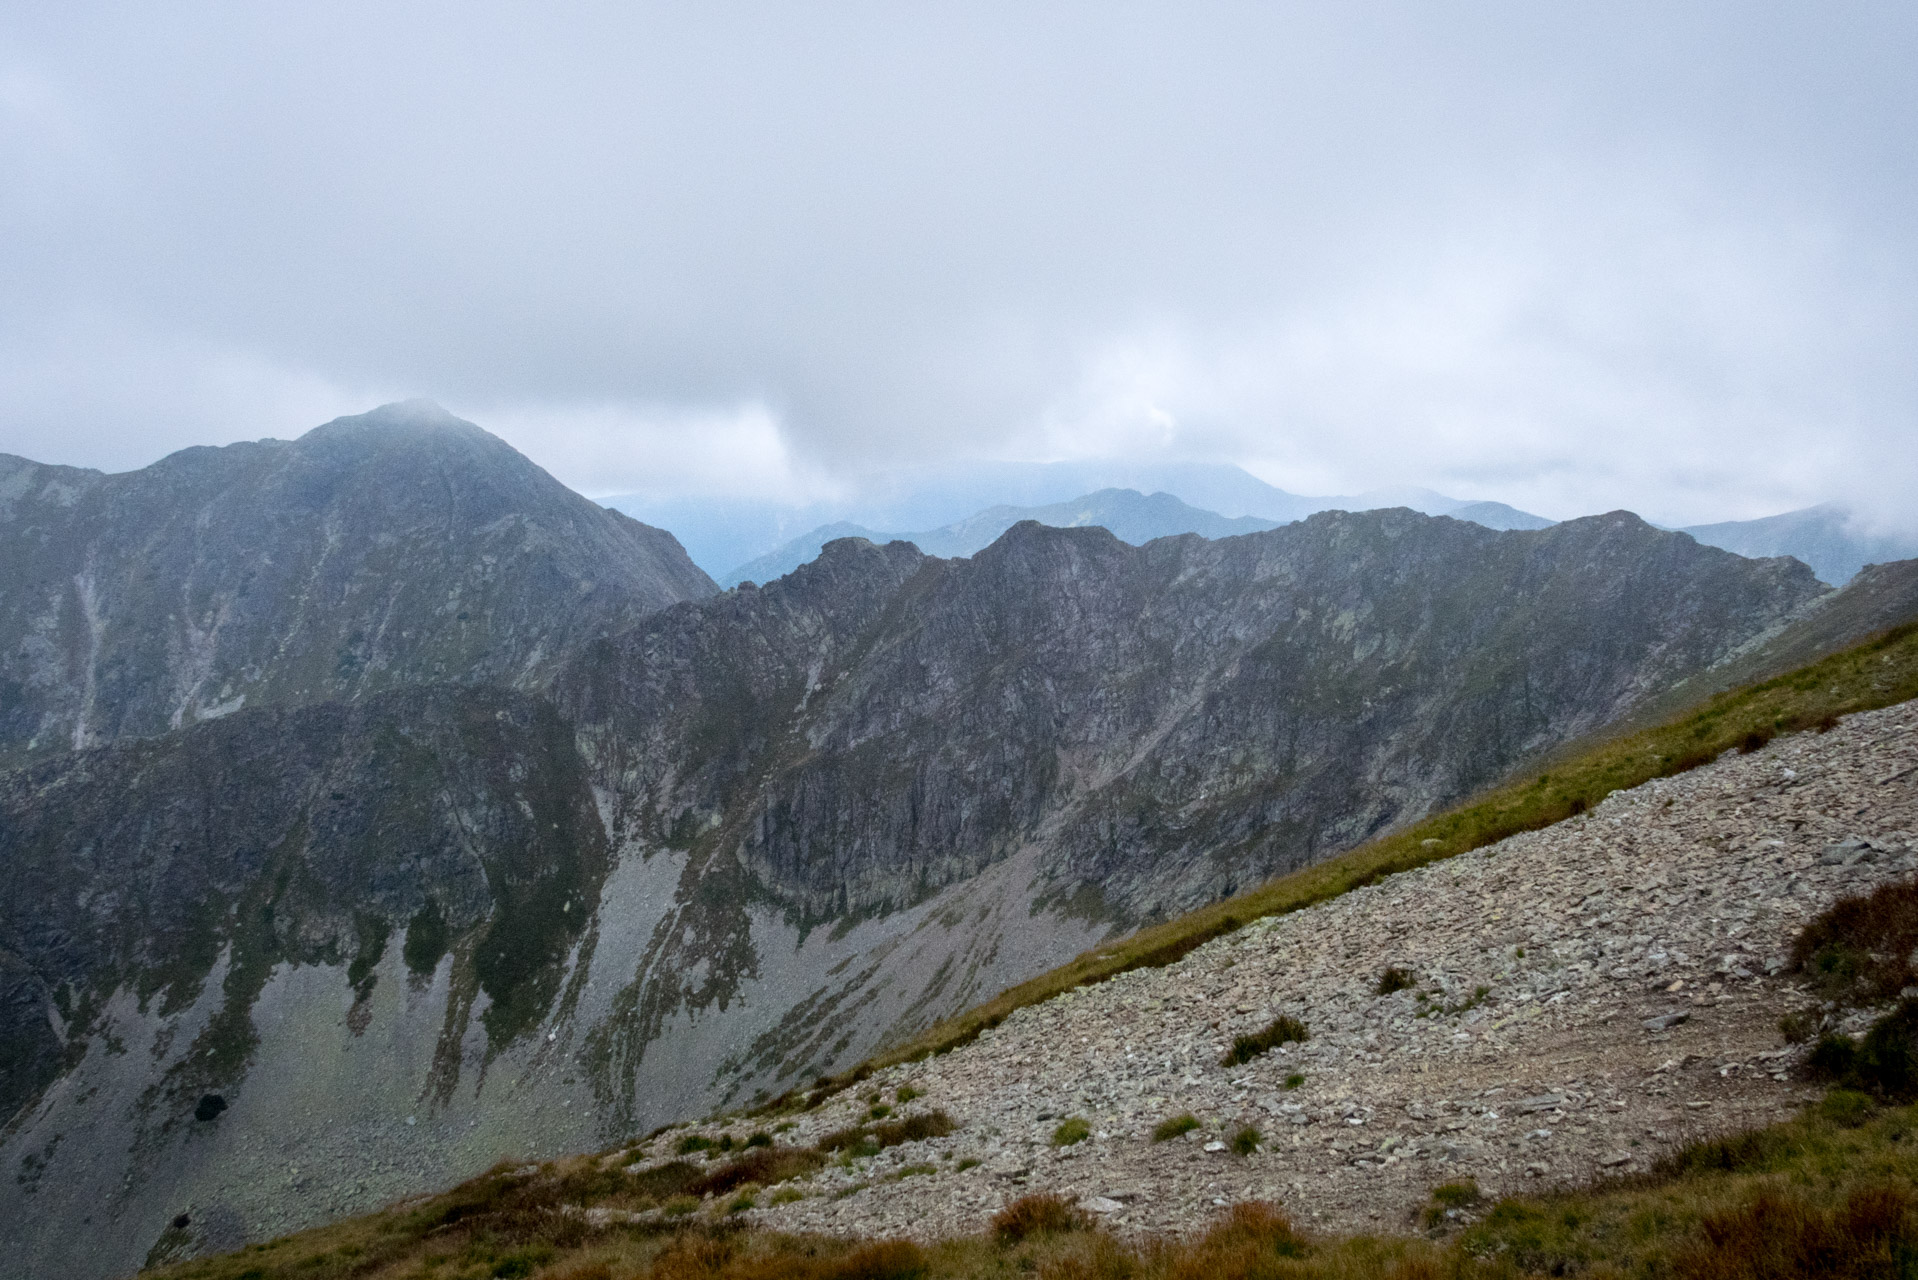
[
  {"xmin": 14, "ymin": 404, "xmax": 1918, "ymax": 1277},
  {"xmin": 0, "ymin": 400, "xmax": 715, "ymax": 762},
  {"xmin": 0, "ymin": 497, "xmax": 1857, "ymax": 1277},
  {"xmin": 663, "ymin": 698, "xmax": 1918, "ymax": 1242},
  {"xmin": 566, "ymin": 512, "xmax": 1824, "ymax": 937}
]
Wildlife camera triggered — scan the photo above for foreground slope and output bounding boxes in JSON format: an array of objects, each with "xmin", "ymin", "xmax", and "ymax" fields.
[
  {"xmin": 737, "ymin": 698, "xmax": 1917, "ymax": 1239},
  {"xmin": 0, "ymin": 400, "xmax": 715, "ymax": 760}
]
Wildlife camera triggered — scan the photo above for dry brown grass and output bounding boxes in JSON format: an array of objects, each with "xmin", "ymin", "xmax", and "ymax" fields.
[
  {"xmin": 145, "ymin": 1092, "xmax": 1918, "ymax": 1279},
  {"xmin": 990, "ymin": 1193, "xmax": 1092, "ymax": 1243},
  {"xmin": 1673, "ymin": 1184, "xmax": 1918, "ymax": 1280},
  {"xmin": 1793, "ymin": 878, "xmax": 1918, "ymax": 1007}
]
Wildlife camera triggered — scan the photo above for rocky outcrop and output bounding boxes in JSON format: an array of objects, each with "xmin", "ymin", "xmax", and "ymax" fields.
[{"xmin": 0, "ymin": 401, "xmax": 715, "ymax": 761}]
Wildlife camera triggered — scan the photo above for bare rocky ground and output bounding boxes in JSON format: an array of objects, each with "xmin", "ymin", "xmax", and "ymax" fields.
[{"xmin": 606, "ymin": 698, "xmax": 1918, "ymax": 1241}]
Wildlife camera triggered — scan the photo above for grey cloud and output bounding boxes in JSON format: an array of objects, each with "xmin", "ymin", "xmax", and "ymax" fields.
[{"xmin": 0, "ymin": 2, "xmax": 1914, "ymax": 526}]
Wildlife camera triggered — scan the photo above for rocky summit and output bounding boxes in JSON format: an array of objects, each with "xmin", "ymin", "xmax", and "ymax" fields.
[
  {"xmin": 0, "ymin": 400, "xmax": 715, "ymax": 763},
  {"xmin": 0, "ymin": 409, "xmax": 1904, "ymax": 1279}
]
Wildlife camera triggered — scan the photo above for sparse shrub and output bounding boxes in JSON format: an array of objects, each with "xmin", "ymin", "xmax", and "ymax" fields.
[
  {"xmin": 650, "ymin": 1234, "xmax": 734, "ymax": 1276},
  {"xmin": 992, "ymin": 1192, "xmax": 1090, "ymax": 1242},
  {"xmin": 1223, "ymin": 1015, "xmax": 1310, "ymax": 1065},
  {"xmin": 1808, "ymin": 1001, "xmax": 1918, "ymax": 1102},
  {"xmin": 746, "ymin": 1130, "xmax": 772, "ymax": 1148},
  {"xmin": 1656, "ymin": 1130, "xmax": 1789, "ymax": 1177},
  {"xmin": 955, "ymin": 1158, "xmax": 980, "ymax": 1171},
  {"xmin": 826, "ymin": 1239, "xmax": 928, "ymax": 1280},
  {"xmin": 896, "ymin": 1085, "xmax": 921, "ymax": 1103},
  {"xmin": 660, "ymin": 1194, "xmax": 700, "ymax": 1218},
  {"xmin": 817, "ymin": 1125, "xmax": 880, "ymax": 1157},
  {"xmin": 686, "ymin": 1146, "xmax": 826, "ymax": 1197},
  {"xmin": 1283, "ymin": 1073, "xmax": 1306, "ymax": 1090},
  {"xmin": 1179, "ymin": 1202, "xmax": 1310, "ymax": 1274},
  {"xmin": 676, "ymin": 1134, "xmax": 715, "ymax": 1155},
  {"xmin": 1423, "ymin": 1179, "xmax": 1482, "ymax": 1227},
  {"xmin": 871, "ymin": 1111, "xmax": 956, "ymax": 1147},
  {"xmin": 1230, "ymin": 1125, "xmax": 1261, "ymax": 1155},
  {"xmin": 726, "ymin": 1190, "xmax": 757, "ymax": 1213},
  {"xmin": 1780, "ymin": 1012, "xmax": 1818, "ymax": 1044},
  {"xmin": 546, "ymin": 1264, "xmax": 612, "ymax": 1280},
  {"xmin": 487, "ymin": 1245, "xmax": 552, "ymax": 1278},
  {"xmin": 869, "ymin": 1104, "xmax": 892, "ymax": 1119},
  {"xmin": 624, "ymin": 1160, "xmax": 700, "ymax": 1205},
  {"xmin": 817, "ymin": 1110, "xmax": 956, "ymax": 1159},
  {"xmin": 770, "ymin": 1185, "xmax": 806, "ymax": 1205},
  {"xmin": 1821, "ymin": 1089, "xmax": 1877, "ymax": 1128},
  {"xmin": 1377, "ymin": 966, "xmax": 1416, "ymax": 996},
  {"xmin": 1153, "ymin": 1113, "xmax": 1201, "ymax": 1141},
  {"xmin": 1051, "ymin": 1116, "xmax": 1091, "ymax": 1146},
  {"xmin": 1794, "ymin": 880, "xmax": 1918, "ymax": 1007}
]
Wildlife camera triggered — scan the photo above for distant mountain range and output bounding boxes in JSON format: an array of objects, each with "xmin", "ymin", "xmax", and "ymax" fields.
[
  {"xmin": 1680, "ymin": 503, "xmax": 1918, "ymax": 586},
  {"xmin": 724, "ymin": 489, "xmax": 1285, "ymax": 586},
  {"xmin": 603, "ymin": 461, "xmax": 1555, "ymax": 581},
  {"xmin": 723, "ymin": 487, "xmax": 1560, "ymax": 587},
  {"xmin": 610, "ymin": 463, "xmax": 1915, "ymax": 591}
]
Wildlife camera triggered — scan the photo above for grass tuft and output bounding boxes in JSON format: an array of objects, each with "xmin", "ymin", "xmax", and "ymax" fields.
[
  {"xmin": 990, "ymin": 1193, "xmax": 1090, "ymax": 1242},
  {"xmin": 1050, "ymin": 1116, "xmax": 1091, "ymax": 1147},
  {"xmin": 1222, "ymin": 1015, "xmax": 1309, "ymax": 1066},
  {"xmin": 1152, "ymin": 1113, "xmax": 1201, "ymax": 1142},
  {"xmin": 1376, "ymin": 966, "xmax": 1416, "ymax": 996}
]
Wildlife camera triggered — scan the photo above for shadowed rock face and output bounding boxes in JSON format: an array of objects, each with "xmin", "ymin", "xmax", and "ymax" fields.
[
  {"xmin": 0, "ymin": 400, "xmax": 715, "ymax": 761},
  {"xmin": 0, "ymin": 688, "xmax": 610, "ymax": 1131},
  {"xmin": 0, "ymin": 436, "xmax": 1865, "ymax": 1279}
]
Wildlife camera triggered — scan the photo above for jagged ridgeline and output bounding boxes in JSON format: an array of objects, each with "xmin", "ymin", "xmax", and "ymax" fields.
[{"xmin": 0, "ymin": 407, "xmax": 1893, "ymax": 1279}]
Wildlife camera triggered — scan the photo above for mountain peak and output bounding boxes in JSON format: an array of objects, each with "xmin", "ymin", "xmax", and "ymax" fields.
[{"xmin": 305, "ymin": 399, "xmax": 480, "ymax": 442}]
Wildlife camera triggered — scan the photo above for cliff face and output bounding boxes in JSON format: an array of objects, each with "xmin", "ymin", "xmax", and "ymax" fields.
[
  {"xmin": 0, "ymin": 420, "xmax": 1865, "ymax": 1279},
  {"xmin": 0, "ymin": 400, "xmax": 715, "ymax": 760},
  {"xmin": 559, "ymin": 509, "xmax": 1826, "ymax": 927}
]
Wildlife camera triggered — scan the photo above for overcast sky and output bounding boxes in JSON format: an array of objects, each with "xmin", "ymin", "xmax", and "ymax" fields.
[{"xmin": 2, "ymin": 3, "xmax": 1915, "ymax": 527}]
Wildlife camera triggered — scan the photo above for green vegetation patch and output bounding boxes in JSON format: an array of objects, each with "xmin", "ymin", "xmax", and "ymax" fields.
[
  {"xmin": 1050, "ymin": 1116, "xmax": 1091, "ymax": 1147},
  {"xmin": 1151, "ymin": 1113, "xmax": 1200, "ymax": 1142}
]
